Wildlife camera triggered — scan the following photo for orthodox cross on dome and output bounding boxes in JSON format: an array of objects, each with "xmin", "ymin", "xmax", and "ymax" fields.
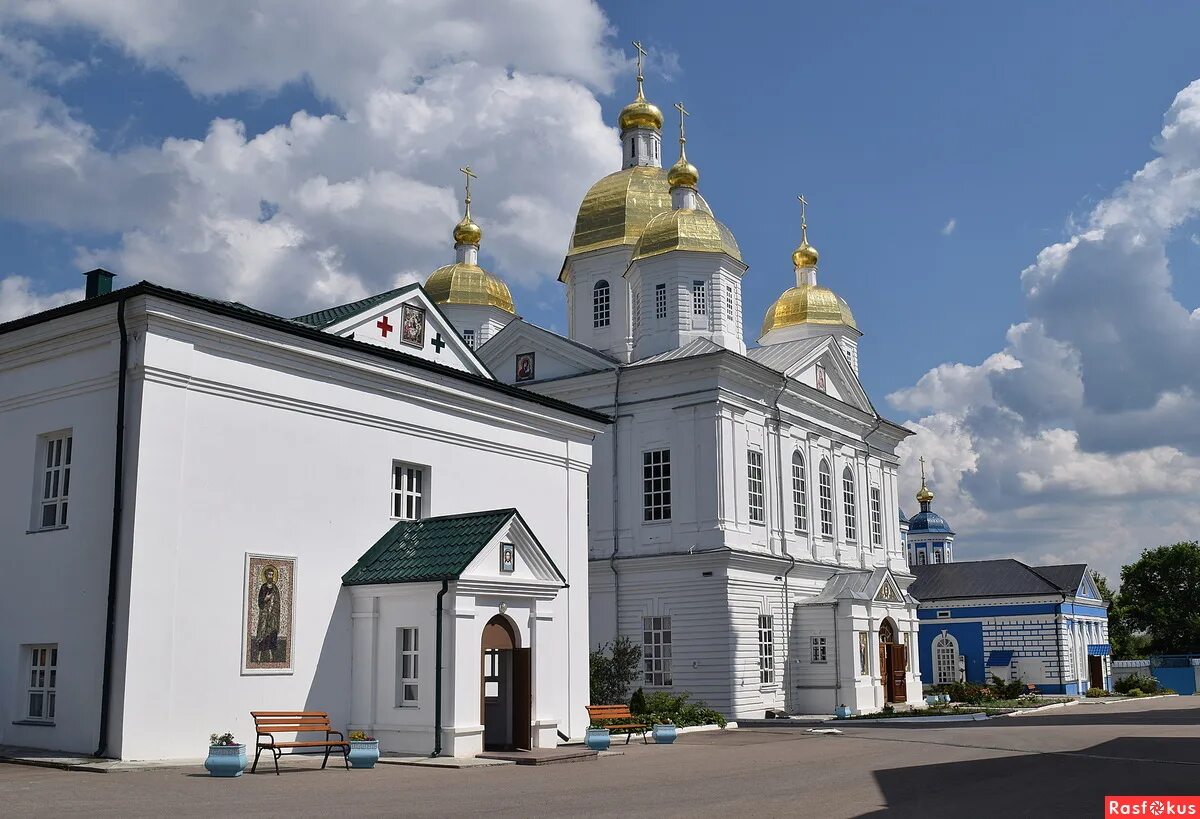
[
  {"xmin": 919, "ymin": 455, "xmax": 926, "ymax": 482},
  {"xmin": 632, "ymin": 40, "xmax": 648, "ymax": 95},
  {"xmin": 674, "ymin": 100, "xmax": 689, "ymax": 153},
  {"xmin": 798, "ymin": 194, "xmax": 810, "ymax": 243},
  {"xmin": 376, "ymin": 315, "xmax": 394, "ymax": 338},
  {"xmin": 459, "ymin": 165, "xmax": 476, "ymax": 216}
]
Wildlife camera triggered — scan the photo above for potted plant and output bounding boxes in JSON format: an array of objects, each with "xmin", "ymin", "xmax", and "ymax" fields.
[
  {"xmin": 651, "ymin": 721, "xmax": 677, "ymax": 744},
  {"xmin": 347, "ymin": 730, "xmax": 380, "ymax": 769},
  {"xmin": 204, "ymin": 732, "xmax": 247, "ymax": 777},
  {"xmin": 834, "ymin": 703, "xmax": 852, "ymax": 719},
  {"xmin": 585, "ymin": 724, "xmax": 612, "ymax": 751}
]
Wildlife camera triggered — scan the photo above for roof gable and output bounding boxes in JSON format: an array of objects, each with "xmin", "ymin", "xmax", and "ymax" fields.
[
  {"xmin": 872, "ymin": 570, "xmax": 905, "ymax": 604},
  {"xmin": 909, "ymin": 559, "xmax": 1063, "ymax": 601},
  {"xmin": 312, "ymin": 284, "xmax": 491, "ymax": 378},
  {"xmin": 478, "ymin": 319, "xmax": 617, "ymax": 385},
  {"xmin": 1034, "ymin": 564, "xmax": 1095, "ymax": 599},
  {"xmin": 748, "ymin": 336, "xmax": 875, "ymax": 414}
]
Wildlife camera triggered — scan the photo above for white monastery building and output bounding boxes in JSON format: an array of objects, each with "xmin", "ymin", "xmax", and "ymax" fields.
[
  {"xmin": 0, "ymin": 270, "xmax": 606, "ymax": 760},
  {"xmin": 459, "ymin": 54, "xmax": 924, "ymax": 717}
]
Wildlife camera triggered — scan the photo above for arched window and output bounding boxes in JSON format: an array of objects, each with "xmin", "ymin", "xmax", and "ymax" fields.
[
  {"xmin": 917, "ymin": 551, "xmax": 926, "ymax": 565},
  {"xmin": 934, "ymin": 632, "xmax": 959, "ymax": 685},
  {"xmin": 842, "ymin": 466, "xmax": 857, "ymax": 541},
  {"xmin": 791, "ymin": 452, "xmax": 807, "ymax": 532},
  {"xmin": 593, "ymin": 279, "xmax": 611, "ymax": 328},
  {"xmin": 818, "ymin": 459, "xmax": 833, "ymax": 537}
]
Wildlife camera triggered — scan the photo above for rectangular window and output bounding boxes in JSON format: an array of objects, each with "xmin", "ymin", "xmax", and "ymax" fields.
[
  {"xmin": 655, "ymin": 283, "xmax": 667, "ymax": 320},
  {"xmin": 26, "ymin": 645, "xmax": 57, "ymax": 721},
  {"xmin": 811, "ymin": 636, "xmax": 828, "ymax": 663},
  {"xmin": 392, "ymin": 463, "xmax": 426, "ymax": 520},
  {"xmin": 842, "ymin": 470, "xmax": 857, "ymax": 542},
  {"xmin": 819, "ymin": 464, "xmax": 834, "ymax": 537},
  {"xmin": 593, "ymin": 282, "xmax": 611, "ymax": 329},
  {"xmin": 870, "ymin": 486, "xmax": 882, "ymax": 546},
  {"xmin": 396, "ymin": 628, "xmax": 419, "ymax": 706},
  {"xmin": 35, "ymin": 432, "xmax": 72, "ymax": 530},
  {"xmin": 937, "ymin": 610, "xmax": 951, "ymax": 619},
  {"xmin": 747, "ymin": 450, "xmax": 765, "ymax": 524},
  {"xmin": 692, "ymin": 280, "xmax": 707, "ymax": 315},
  {"xmin": 642, "ymin": 449, "xmax": 672, "ymax": 521},
  {"xmin": 758, "ymin": 615, "xmax": 774, "ymax": 684},
  {"xmin": 461, "ymin": 329, "xmax": 475, "ymax": 349},
  {"xmin": 792, "ymin": 455, "xmax": 808, "ymax": 533},
  {"xmin": 643, "ymin": 616, "xmax": 673, "ymax": 686}
]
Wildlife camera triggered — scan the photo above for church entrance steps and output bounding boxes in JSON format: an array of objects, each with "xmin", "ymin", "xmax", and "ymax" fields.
[{"xmin": 477, "ymin": 747, "xmax": 599, "ymax": 765}]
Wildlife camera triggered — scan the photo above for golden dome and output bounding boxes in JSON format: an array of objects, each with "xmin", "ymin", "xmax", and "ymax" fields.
[
  {"xmin": 667, "ymin": 154, "xmax": 699, "ymax": 189},
  {"xmin": 566, "ymin": 166, "xmax": 714, "ymax": 261},
  {"xmin": 424, "ymin": 263, "xmax": 516, "ymax": 314},
  {"xmin": 792, "ymin": 239, "xmax": 819, "ymax": 269},
  {"xmin": 619, "ymin": 94, "xmax": 664, "ymax": 132},
  {"xmin": 760, "ymin": 284, "xmax": 857, "ymax": 337},
  {"xmin": 453, "ymin": 213, "xmax": 482, "ymax": 246},
  {"xmin": 632, "ymin": 207, "xmax": 741, "ymax": 262},
  {"xmin": 916, "ymin": 483, "xmax": 935, "ymax": 504}
]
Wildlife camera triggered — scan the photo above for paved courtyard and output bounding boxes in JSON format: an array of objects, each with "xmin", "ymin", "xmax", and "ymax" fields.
[{"xmin": 2, "ymin": 698, "xmax": 1197, "ymax": 818}]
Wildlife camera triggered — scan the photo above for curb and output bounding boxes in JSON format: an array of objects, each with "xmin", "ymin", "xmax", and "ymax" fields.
[
  {"xmin": 1078, "ymin": 693, "xmax": 1179, "ymax": 705},
  {"xmin": 998, "ymin": 700, "xmax": 1079, "ymax": 717}
]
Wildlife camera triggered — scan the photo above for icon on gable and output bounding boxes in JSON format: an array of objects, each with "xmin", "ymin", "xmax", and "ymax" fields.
[
  {"xmin": 815, "ymin": 364, "xmax": 827, "ymax": 392},
  {"xmin": 400, "ymin": 303, "xmax": 426, "ymax": 348},
  {"xmin": 876, "ymin": 577, "xmax": 900, "ymax": 603},
  {"xmin": 500, "ymin": 542, "xmax": 515, "ymax": 573}
]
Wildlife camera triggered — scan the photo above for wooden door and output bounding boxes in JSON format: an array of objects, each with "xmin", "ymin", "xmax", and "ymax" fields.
[
  {"xmin": 513, "ymin": 648, "xmax": 532, "ymax": 750},
  {"xmin": 1088, "ymin": 655, "xmax": 1103, "ymax": 691},
  {"xmin": 888, "ymin": 645, "xmax": 908, "ymax": 703}
]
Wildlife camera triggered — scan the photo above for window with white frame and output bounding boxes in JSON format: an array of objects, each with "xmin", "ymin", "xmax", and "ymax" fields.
[
  {"xmin": 758, "ymin": 615, "xmax": 774, "ymax": 684},
  {"xmin": 25, "ymin": 644, "xmax": 57, "ymax": 721},
  {"xmin": 593, "ymin": 280, "xmax": 611, "ymax": 328},
  {"xmin": 655, "ymin": 283, "xmax": 667, "ymax": 320},
  {"xmin": 692, "ymin": 280, "xmax": 707, "ymax": 315},
  {"xmin": 869, "ymin": 486, "xmax": 882, "ymax": 546},
  {"xmin": 34, "ymin": 431, "xmax": 72, "ymax": 530},
  {"xmin": 461, "ymin": 329, "xmax": 475, "ymax": 349},
  {"xmin": 842, "ymin": 466, "xmax": 857, "ymax": 541},
  {"xmin": 811, "ymin": 636, "xmax": 828, "ymax": 663},
  {"xmin": 643, "ymin": 616, "xmax": 672, "ymax": 686},
  {"xmin": 747, "ymin": 450, "xmax": 765, "ymax": 524},
  {"xmin": 642, "ymin": 449, "xmax": 671, "ymax": 521},
  {"xmin": 818, "ymin": 459, "xmax": 833, "ymax": 536},
  {"xmin": 392, "ymin": 462, "xmax": 426, "ymax": 520},
  {"xmin": 792, "ymin": 451, "xmax": 808, "ymax": 532},
  {"xmin": 917, "ymin": 551, "xmax": 926, "ymax": 565},
  {"xmin": 396, "ymin": 628, "xmax": 419, "ymax": 705},
  {"xmin": 934, "ymin": 632, "xmax": 959, "ymax": 685}
]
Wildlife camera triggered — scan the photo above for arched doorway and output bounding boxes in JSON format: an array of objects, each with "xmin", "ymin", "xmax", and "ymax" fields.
[
  {"xmin": 878, "ymin": 617, "xmax": 907, "ymax": 703},
  {"xmin": 481, "ymin": 615, "xmax": 531, "ymax": 751}
]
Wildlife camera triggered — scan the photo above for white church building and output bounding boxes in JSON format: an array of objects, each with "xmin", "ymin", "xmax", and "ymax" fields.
[
  {"xmin": 447, "ymin": 57, "xmax": 925, "ymax": 717},
  {"xmin": 0, "ymin": 270, "xmax": 605, "ymax": 760}
]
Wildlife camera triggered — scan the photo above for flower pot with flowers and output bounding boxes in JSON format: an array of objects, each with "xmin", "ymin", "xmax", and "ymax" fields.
[
  {"xmin": 205, "ymin": 732, "xmax": 247, "ymax": 777},
  {"xmin": 347, "ymin": 730, "xmax": 380, "ymax": 769}
]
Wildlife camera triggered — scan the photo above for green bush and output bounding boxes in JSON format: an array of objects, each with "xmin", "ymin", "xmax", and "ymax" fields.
[
  {"xmin": 629, "ymin": 690, "xmax": 727, "ymax": 728},
  {"xmin": 937, "ymin": 681, "xmax": 992, "ymax": 705},
  {"xmin": 1085, "ymin": 687, "xmax": 1109, "ymax": 698},
  {"xmin": 1127, "ymin": 688, "xmax": 1144, "ymax": 697},
  {"xmin": 589, "ymin": 637, "xmax": 641, "ymax": 705},
  {"xmin": 1114, "ymin": 673, "xmax": 1160, "ymax": 695},
  {"xmin": 989, "ymin": 675, "xmax": 1026, "ymax": 700}
]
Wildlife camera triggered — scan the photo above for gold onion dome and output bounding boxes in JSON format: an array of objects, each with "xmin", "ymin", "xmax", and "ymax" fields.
[
  {"xmin": 633, "ymin": 208, "xmax": 741, "ymax": 262},
  {"xmin": 453, "ymin": 213, "xmax": 482, "ymax": 246},
  {"xmin": 619, "ymin": 92, "xmax": 664, "ymax": 132},
  {"xmin": 760, "ymin": 284, "xmax": 857, "ymax": 336},
  {"xmin": 667, "ymin": 153, "xmax": 699, "ymax": 189},
  {"xmin": 792, "ymin": 238, "xmax": 819, "ymax": 269},
  {"xmin": 425, "ymin": 263, "xmax": 516, "ymax": 314},
  {"xmin": 916, "ymin": 482, "xmax": 935, "ymax": 504}
]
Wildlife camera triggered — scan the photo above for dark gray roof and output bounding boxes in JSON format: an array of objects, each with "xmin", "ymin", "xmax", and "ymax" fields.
[
  {"xmin": 1032, "ymin": 564, "xmax": 1088, "ymax": 593},
  {"xmin": 909, "ymin": 559, "xmax": 1062, "ymax": 601}
]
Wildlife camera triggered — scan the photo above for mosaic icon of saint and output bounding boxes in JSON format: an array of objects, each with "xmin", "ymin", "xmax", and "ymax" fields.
[{"xmin": 254, "ymin": 565, "xmax": 283, "ymax": 663}]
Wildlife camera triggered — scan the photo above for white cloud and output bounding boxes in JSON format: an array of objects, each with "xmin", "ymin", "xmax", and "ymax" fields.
[
  {"xmin": 0, "ymin": 1, "xmax": 626, "ymax": 315},
  {"xmin": 0, "ymin": 275, "xmax": 81, "ymax": 322},
  {"xmin": 891, "ymin": 79, "xmax": 1200, "ymax": 583},
  {"xmin": 941, "ymin": 217, "xmax": 956, "ymax": 235}
]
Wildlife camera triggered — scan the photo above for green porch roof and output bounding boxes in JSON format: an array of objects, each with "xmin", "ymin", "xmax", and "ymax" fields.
[{"xmin": 342, "ymin": 509, "xmax": 565, "ymax": 586}]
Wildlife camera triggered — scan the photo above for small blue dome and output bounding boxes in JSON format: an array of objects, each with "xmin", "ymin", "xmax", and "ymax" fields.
[
  {"xmin": 898, "ymin": 508, "xmax": 909, "ymax": 524},
  {"xmin": 907, "ymin": 510, "xmax": 954, "ymax": 534}
]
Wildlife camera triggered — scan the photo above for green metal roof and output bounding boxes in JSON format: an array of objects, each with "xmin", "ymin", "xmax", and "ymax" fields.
[
  {"xmin": 292, "ymin": 285, "xmax": 415, "ymax": 329},
  {"xmin": 342, "ymin": 509, "xmax": 565, "ymax": 586}
]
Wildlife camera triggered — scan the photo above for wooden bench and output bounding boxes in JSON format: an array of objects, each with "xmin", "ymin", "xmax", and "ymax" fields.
[
  {"xmin": 250, "ymin": 711, "xmax": 350, "ymax": 774},
  {"xmin": 586, "ymin": 704, "xmax": 648, "ymax": 745}
]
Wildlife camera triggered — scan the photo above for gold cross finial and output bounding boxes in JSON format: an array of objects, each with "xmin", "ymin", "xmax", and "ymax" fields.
[
  {"xmin": 632, "ymin": 40, "xmax": 648, "ymax": 99},
  {"xmin": 919, "ymin": 456, "xmax": 927, "ymax": 483},
  {"xmin": 674, "ymin": 101, "xmax": 689, "ymax": 155},
  {"xmin": 798, "ymin": 194, "xmax": 809, "ymax": 243},
  {"xmin": 458, "ymin": 165, "xmax": 476, "ymax": 216}
]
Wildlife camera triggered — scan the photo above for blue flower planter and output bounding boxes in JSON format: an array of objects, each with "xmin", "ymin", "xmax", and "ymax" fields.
[
  {"xmin": 204, "ymin": 744, "xmax": 247, "ymax": 777},
  {"xmin": 940, "ymin": 694, "xmax": 952, "ymax": 704},
  {"xmin": 652, "ymin": 724, "xmax": 677, "ymax": 744},
  {"xmin": 925, "ymin": 695, "xmax": 940, "ymax": 706},
  {"xmin": 834, "ymin": 705, "xmax": 852, "ymax": 719},
  {"xmin": 348, "ymin": 740, "xmax": 380, "ymax": 769},
  {"xmin": 584, "ymin": 728, "xmax": 611, "ymax": 751}
]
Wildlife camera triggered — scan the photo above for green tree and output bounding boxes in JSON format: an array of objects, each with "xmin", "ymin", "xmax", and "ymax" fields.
[
  {"xmin": 1092, "ymin": 571, "xmax": 1149, "ymax": 659},
  {"xmin": 589, "ymin": 636, "xmax": 642, "ymax": 705},
  {"xmin": 1119, "ymin": 542, "xmax": 1200, "ymax": 654}
]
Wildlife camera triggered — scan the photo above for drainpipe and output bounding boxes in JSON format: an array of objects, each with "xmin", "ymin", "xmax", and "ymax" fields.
[
  {"xmin": 832, "ymin": 600, "xmax": 843, "ymax": 708},
  {"xmin": 768, "ymin": 375, "xmax": 800, "ymax": 709},
  {"xmin": 608, "ymin": 367, "xmax": 623, "ymax": 638},
  {"xmin": 95, "ymin": 291, "xmax": 129, "ymax": 759},
  {"xmin": 431, "ymin": 579, "xmax": 449, "ymax": 757},
  {"xmin": 1054, "ymin": 593, "xmax": 1067, "ymax": 696}
]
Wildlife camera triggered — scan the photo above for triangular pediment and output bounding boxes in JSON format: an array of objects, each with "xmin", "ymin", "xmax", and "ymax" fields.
[
  {"xmin": 306, "ymin": 284, "xmax": 491, "ymax": 377},
  {"xmin": 1077, "ymin": 573, "xmax": 1100, "ymax": 600},
  {"xmin": 459, "ymin": 511, "xmax": 566, "ymax": 587},
  {"xmin": 793, "ymin": 340, "xmax": 875, "ymax": 414},
  {"xmin": 872, "ymin": 569, "xmax": 905, "ymax": 604},
  {"xmin": 478, "ymin": 319, "xmax": 618, "ymax": 385}
]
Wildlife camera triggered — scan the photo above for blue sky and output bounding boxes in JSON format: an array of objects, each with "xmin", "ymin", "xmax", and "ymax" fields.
[{"xmin": 3, "ymin": 1, "xmax": 1200, "ymax": 580}]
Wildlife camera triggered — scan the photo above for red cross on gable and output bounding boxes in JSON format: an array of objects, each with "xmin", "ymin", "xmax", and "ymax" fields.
[{"xmin": 376, "ymin": 316, "xmax": 394, "ymax": 337}]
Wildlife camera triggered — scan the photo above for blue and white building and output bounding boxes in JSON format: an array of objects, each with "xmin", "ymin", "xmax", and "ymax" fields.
[{"xmin": 905, "ymin": 478, "xmax": 1111, "ymax": 694}]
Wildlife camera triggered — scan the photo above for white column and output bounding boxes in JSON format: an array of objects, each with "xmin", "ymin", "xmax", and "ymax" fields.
[{"xmin": 350, "ymin": 593, "xmax": 378, "ymax": 730}]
